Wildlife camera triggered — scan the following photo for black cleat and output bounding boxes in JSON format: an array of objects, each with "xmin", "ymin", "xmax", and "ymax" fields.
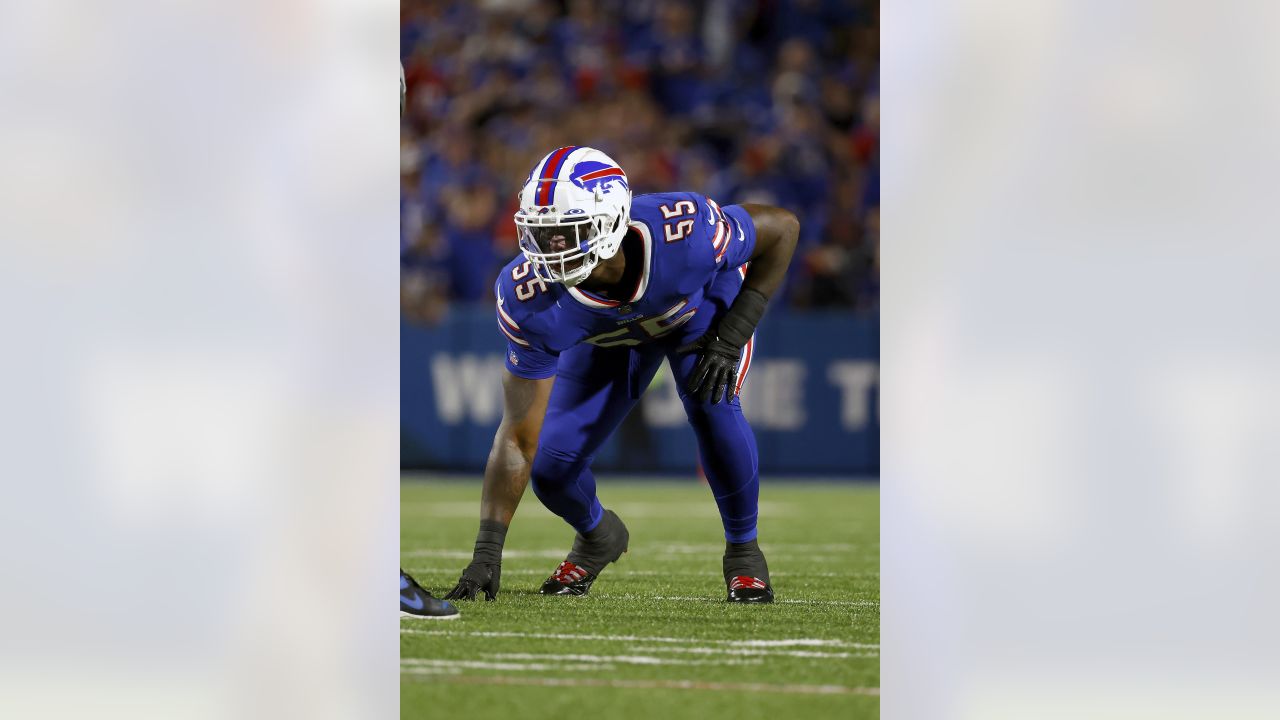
[
  {"xmin": 723, "ymin": 539, "xmax": 774, "ymax": 603},
  {"xmin": 539, "ymin": 561, "xmax": 598, "ymax": 596},
  {"xmin": 401, "ymin": 569, "xmax": 460, "ymax": 619},
  {"xmin": 727, "ymin": 575, "xmax": 775, "ymax": 603},
  {"xmin": 540, "ymin": 509, "xmax": 629, "ymax": 596}
]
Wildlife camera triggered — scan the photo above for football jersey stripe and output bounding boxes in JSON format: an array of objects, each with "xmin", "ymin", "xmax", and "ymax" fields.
[
  {"xmin": 708, "ymin": 198, "xmax": 727, "ymax": 225},
  {"xmin": 496, "ymin": 301, "xmax": 522, "ymax": 332},
  {"xmin": 498, "ymin": 322, "xmax": 530, "ymax": 347},
  {"xmin": 566, "ymin": 287, "xmax": 619, "ymax": 308},
  {"xmin": 712, "ymin": 221, "xmax": 727, "ymax": 250},
  {"xmin": 628, "ymin": 221, "xmax": 653, "ymax": 302}
]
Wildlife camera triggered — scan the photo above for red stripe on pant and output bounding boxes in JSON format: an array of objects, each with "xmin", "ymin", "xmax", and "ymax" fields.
[{"xmin": 735, "ymin": 335, "xmax": 754, "ymax": 397}]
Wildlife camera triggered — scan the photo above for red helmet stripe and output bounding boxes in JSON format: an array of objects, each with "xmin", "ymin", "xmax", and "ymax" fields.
[{"xmin": 535, "ymin": 146, "xmax": 577, "ymax": 206}]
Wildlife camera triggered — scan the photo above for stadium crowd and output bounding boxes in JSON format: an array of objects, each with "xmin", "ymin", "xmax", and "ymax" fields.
[{"xmin": 401, "ymin": 0, "xmax": 879, "ymax": 323}]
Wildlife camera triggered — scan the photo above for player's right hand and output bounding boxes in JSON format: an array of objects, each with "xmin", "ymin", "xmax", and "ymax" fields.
[{"xmin": 444, "ymin": 561, "xmax": 501, "ymax": 601}]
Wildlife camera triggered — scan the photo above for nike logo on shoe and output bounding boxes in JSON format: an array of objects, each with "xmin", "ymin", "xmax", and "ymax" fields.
[{"xmin": 401, "ymin": 592, "xmax": 425, "ymax": 611}]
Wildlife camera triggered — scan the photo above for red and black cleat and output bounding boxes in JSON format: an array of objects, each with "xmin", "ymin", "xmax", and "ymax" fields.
[
  {"xmin": 540, "ymin": 509, "xmax": 629, "ymax": 597},
  {"xmin": 539, "ymin": 561, "xmax": 598, "ymax": 596},
  {"xmin": 727, "ymin": 575, "xmax": 775, "ymax": 603},
  {"xmin": 723, "ymin": 539, "xmax": 773, "ymax": 603}
]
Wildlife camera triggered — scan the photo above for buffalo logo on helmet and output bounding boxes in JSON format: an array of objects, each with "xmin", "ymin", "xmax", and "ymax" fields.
[{"xmin": 569, "ymin": 160, "xmax": 629, "ymax": 195}]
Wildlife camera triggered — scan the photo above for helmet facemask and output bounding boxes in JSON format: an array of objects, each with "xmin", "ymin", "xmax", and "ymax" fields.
[{"xmin": 515, "ymin": 186, "xmax": 630, "ymax": 287}]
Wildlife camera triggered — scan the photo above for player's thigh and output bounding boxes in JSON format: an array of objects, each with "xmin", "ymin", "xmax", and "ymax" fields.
[
  {"xmin": 665, "ymin": 336, "xmax": 755, "ymax": 408},
  {"xmin": 539, "ymin": 343, "xmax": 664, "ymax": 456}
]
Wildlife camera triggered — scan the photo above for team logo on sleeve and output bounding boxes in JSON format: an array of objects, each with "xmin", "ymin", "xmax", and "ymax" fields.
[{"xmin": 569, "ymin": 161, "xmax": 629, "ymax": 195}]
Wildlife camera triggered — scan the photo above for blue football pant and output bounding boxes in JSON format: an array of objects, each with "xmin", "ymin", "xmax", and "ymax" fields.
[{"xmin": 529, "ymin": 337, "xmax": 760, "ymax": 543}]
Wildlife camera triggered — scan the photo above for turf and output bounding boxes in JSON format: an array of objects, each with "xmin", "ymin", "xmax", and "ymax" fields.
[{"xmin": 401, "ymin": 477, "xmax": 879, "ymax": 719}]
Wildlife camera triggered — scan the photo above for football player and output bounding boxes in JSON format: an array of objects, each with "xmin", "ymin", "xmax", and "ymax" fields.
[{"xmin": 444, "ymin": 147, "xmax": 798, "ymax": 603}]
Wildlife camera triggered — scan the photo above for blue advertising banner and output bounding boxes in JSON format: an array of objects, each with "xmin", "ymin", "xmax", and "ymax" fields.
[{"xmin": 402, "ymin": 310, "xmax": 878, "ymax": 476}]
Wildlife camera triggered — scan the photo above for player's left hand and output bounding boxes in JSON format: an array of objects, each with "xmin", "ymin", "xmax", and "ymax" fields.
[
  {"xmin": 444, "ymin": 560, "xmax": 501, "ymax": 601},
  {"xmin": 677, "ymin": 333, "xmax": 742, "ymax": 405}
]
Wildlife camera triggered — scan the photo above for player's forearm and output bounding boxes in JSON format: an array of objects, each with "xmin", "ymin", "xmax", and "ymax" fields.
[
  {"xmin": 471, "ymin": 373, "xmax": 551, "ymax": 546},
  {"xmin": 739, "ymin": 204, "xmax": 800, "ymax": 299},
  {"xmin": 478, "ymin": 427, "xmax": 534, "ymax": 527}
]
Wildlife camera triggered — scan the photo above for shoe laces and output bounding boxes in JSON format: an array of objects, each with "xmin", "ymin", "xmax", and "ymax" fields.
[
  {"xmin": 730, "ymin": 576, "xmax": 767, "ymax": 591},
  {"xmin": 552, "ymin": 561, "xmax": 589, "ymax": 584}
]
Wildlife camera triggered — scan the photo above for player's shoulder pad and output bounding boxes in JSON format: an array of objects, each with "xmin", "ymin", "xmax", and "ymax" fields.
[
  {"xmin": 629, "ymin": 191, "xmax": 707, "ymax": 226},
  {"xmin": 635, "ymin": 191, "xmax": 737, "ymax": 273},
  {"xmin": 494, "ymin": 255, "xmax": 558, "ymax": 349}
]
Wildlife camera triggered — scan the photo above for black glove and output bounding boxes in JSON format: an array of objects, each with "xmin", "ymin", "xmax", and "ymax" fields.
[
  {"xmin": 443, "ymin": 520, "xmax": 506, "ymax": 601},
  {"xmin": 677, "ymin": 288, "xmax": 768, "ymax": 404}
]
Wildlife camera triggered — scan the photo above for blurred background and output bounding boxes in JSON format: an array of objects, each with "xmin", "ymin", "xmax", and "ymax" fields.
[{"xmin": 401, "ymin": 0, "xmax": 879, "ymax": 476}]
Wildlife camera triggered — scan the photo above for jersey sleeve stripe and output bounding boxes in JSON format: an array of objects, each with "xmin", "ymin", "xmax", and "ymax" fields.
[
  {"xmin": 496, "ymin": 300, "xmax": 522, "ymax": 332},
  {"xmin": 711, "ymin": 221, "xmax": 727, "ymax": 250},
  {"xmin": 708, "ymin": 198, "xmax": 728, "ymax": 225},
  {"xmin": 498, "ymin": 321, "xmax": 530, "ymax": 347}
]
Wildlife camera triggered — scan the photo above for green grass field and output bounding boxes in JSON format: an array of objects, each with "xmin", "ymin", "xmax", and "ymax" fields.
[{"xmin": 401, "ymin": 477, "xmax": 879, "ymax": 719}]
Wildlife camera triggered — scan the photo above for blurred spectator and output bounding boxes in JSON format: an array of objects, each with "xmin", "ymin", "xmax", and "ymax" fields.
[{"xmin": 401, "ymin": 0, "xmax": 879, "ymax": 320}]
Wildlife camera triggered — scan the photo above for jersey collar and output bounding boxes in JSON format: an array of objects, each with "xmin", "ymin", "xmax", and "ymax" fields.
[{"xmin": 566, "ymin": 221, "xmax": 652, "ymax": 310}]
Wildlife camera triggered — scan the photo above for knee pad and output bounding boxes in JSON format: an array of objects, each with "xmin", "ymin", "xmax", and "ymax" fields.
[{"xmin": 530, "ymin": 447, "xmax": 588, "ymax": 496}]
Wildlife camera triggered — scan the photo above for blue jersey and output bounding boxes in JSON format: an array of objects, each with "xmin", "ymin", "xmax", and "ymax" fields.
[{"xmin": 496, "ymin": 192, "xmax": 757, "ymax": 379}]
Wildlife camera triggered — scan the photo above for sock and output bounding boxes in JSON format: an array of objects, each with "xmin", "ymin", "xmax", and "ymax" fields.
[{"xmin": 723, "ymin": 538, "xmax": 770, "ymax": 582}]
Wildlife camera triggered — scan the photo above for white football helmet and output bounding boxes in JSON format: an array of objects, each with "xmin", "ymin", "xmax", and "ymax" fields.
[{"xmin": 514, "ymin": 146, "xmax": 632, "ymax": 286}]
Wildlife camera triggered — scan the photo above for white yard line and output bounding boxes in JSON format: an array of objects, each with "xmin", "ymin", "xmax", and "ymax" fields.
[
  {"xmin": 628, "ymin": 645, "xmax": 878, "ymax": 659},
  {"xmin": 401, "ymin": 658, "xmax": 603, "ymax": 672},
  {"xmin": 487, "ymin": 652, "xmax": 762, "ymax": 667},
  {"xmin": 417, "ymin": 674, "xmax": 880, "ymax": 696},
  {"xmin": 400, "ymin": 628, "xmax": 877, "ymax": 649}
]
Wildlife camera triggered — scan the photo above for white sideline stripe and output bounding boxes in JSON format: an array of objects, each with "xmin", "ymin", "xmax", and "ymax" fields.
[
  {"xmin": 422, "ymin": 675, "xmax": 880, "ymax": 696},
  {"xmin": 401, "ymin": 659, "xmax": 603, "ymax": 672},
  {"xmin": 400, "ymin": 629, "xmax": 877, "ymax": 649},
  {"xmin": 399, "ymin": 666, "xmax": 461, "ymax": 676},
  {"xmin": 489, "ymin": 653, "xmax": 762, "ymax": 667},
  {"xmin": 628, "ymin": 645, "xmax": 877, "ymax": 659}
]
